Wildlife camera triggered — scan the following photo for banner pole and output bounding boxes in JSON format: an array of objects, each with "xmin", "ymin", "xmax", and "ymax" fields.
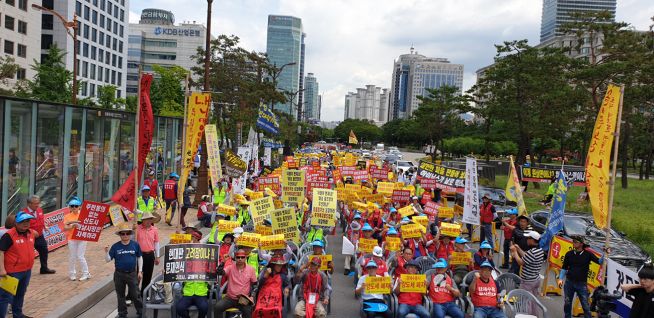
[
  {"xmin": 133, "ymin": 67, "xmax": 142, "ymax": 237},
  {"xmin": 602, "ymin": 84, "xmax": 624, "ymax": 280},
  {"xmin": 178, "ymin": 73, "xmax": 190, "ymax": 228}
]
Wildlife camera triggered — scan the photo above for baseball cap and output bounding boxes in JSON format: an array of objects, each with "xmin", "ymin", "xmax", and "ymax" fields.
[
  {"xmin": 480, "ymin": 261, "xmax": 493, "ymax": 268},
  {"xmin": 15, "ymin": 212, "xmax": 35, "ymax": 223},
  {"xmin": 507, "ymin": 208, "xmax": 518, "ymax": 215},
  {"xmin": 68, "ymin": 197, "xmax": 82, "ymax": 206},
  {"xmin": 372, "ymin": 246, "xmax": 383, "ymax": 257},
  {"xmin": 524, "ymin": 231, "xmax": 541, "ymax": 240},
  {"xmin": 480, "ymin": 241, "xmax": 492, "ymax": 249},
  {"xmin": 141, "ymin": 185, "xmax": 151, "ymax": 191},
  {"xmin": 169, "ymin": 172, "xmax": 180, "ymax": 179}
]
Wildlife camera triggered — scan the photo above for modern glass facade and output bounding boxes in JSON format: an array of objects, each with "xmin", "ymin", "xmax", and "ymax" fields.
[
  {"xmin": 540, "ymin": 0, "xmax": 616, "ymax": 43},
  {"xmin": 266, "ymin": 15, "xmax": 303, "ymax": 117},
  {"xmin": 303, "ymin": 73, "xmax": 319, "ymax": 121},
  {"xmin": 0, "ymin": 96, "xmax": 182, "ymax": 222}
]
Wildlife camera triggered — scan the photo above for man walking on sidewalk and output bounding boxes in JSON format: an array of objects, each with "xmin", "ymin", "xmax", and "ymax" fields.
[
  {"xmin": 136, "ymin": 212, "xmax": 160, "ymax": 295},
  {"xmin": 106, "ymin": 224, "xmax": 143, "ymax": 318},
  {"xmin": 22, "ymin": 195, "xmax": 55, "ymax": 274}
]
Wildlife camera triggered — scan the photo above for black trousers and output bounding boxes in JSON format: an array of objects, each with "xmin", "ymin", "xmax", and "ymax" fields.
[
  {"xmin": 34, "ymin": 235, "xmax": 48, "ymax": 271},
  {"xmin": 115, "ymin": 270, "xmax": 143, "ymax": 317},
  {"xmin": 141, "ymin": 252, "xmax": 155, "ymax": 295}
]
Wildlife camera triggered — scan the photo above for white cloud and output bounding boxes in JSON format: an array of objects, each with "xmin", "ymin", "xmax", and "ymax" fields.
[{"xmin": 128, "ymin": 0, "xmax": 653, "ymax": 121}]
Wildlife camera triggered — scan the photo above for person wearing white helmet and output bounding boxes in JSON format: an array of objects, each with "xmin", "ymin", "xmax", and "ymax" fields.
[
  {"xmin": 360, "ymin": 246, "xmax": 388, "ymax": 274},
  {"xmin": 63, "ymin": 197, "xmax": 91, "ymax": 281}
]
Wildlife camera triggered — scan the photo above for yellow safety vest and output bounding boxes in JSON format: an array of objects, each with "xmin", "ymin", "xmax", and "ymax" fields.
[
  {"xmin": 182, "ymin": 281, "xmax": 209, "ymax": 297},
  {"xmin": 136, "ymin": 197, "xmax": 155, "ymax": 222},
  {"xmin": 213, "ymin": 187, "xmax": 227, "ymax": 205},
  {"xmin": 207, "ymin": 223, "xmax": 226, "ymax": 244}
]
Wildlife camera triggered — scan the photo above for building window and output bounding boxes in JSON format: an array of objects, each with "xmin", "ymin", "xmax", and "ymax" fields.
[
  {"xmin": 16, "ymin": 68, "xmax": 26, "ymax": 79},
  {"xmin": 92, "ymin": 10, "xmax": 97, "ymax": 23},
  {"xmin": 100, "ymin": 15, "xmax": 104, "ymax": 27},
  {"xmin": 90, "ymin": 83, "xmax": 95, "ymax": 96},
  {"xmin": 42, "ymin": 14, "xmax": 54, "ymax": 30},
  {"xmin": 112, "ymin": 38, "xmax": 117, "ymax": 50},
  {"xmin": 17, "ymin": 20, "xmax": 27, "ymax": 34},
  {"xmin": 100, "ymin": 0, "xmax": 104, "ymax": 10},
  {"xmin": 117, "ymin": 72, "xmax": 121, "ymax": 86},
  {"xmin": 113, "ymin": 21, "xmax": 117, "ymax": 35},
  {"xmin": 105, "ymin": 51, "xmax": 110, "ymax": 64},
  {"xmin": 90, "ymin": 64, "xmax": 95, "ymax": 79},
  {"xmin": 17, "ymin": 44, "xmax": 26, "ymax": 58},
  {"xmin": 118, "ymin": 56, "xmax": 122, "ymax": 68},
  {"xmin": 18, "ymin": 0, "xmax": 27, "ymax": 10},
  {"xmin": 81, "ymin": 82, "xmax": 87, "ymax": 96},
  {"xmin": 98, "ymin": 48, "xmax": 104, "ymax": 62},
  {"xmin": 120, "ymin": 9, "xmax": 124, "ymax": 21},
  {"xmin": 83, "ymin": 43, "xmax": 89, "ymax": 57},
  {"xmin": 76, "ymin": 22, "xmax": 81, "ymax": 36},
  {"xmin": 76, "ymin": 1, "xmax": 82, "ymax": 16},
  {"xmin": 99, "ymin": 31, "xmax": 104, "ymax": 44},
  {"xmin": 105, "ymin": 34, "xmax": 111, "ymax": 48},
  {"xmin": 119, "ymin": 25, "xmax": 123, "ymax": 37},
  {"xmin": 105, "ymin": 68, "xmax": 109, "ymax": 83},
  {"xmin": 93, "ymin": 0, "xmax": 97, "ymax": 6},
  {"xmin": 4, "ymin": 40, "xmax": 14, "ymax": 55},
  {"xmin": 92, "ymin": 28, "xmax": 97, "ymax": 42},
  {"xmin": 111, "ymin": 54, "xmax": 116, "ymax": 66},
  {"xmin": 6, "ymin": 0, "xmax": 15, "ymax": 6},
  {"xmin": 82, "ymin": 61, "xmax": 88, "ymax": 77},
  {"xmin": 117, "ymin": 89, "xmax": 121, "ymax": 98},
  {"xmin": 42, "ymin": 0, "xmax": 53, "ymax": 9},
  {"xmin": 41, "ymin": 34, "xmax": 53, "ymax": 49},
  {"xmin": 107, "ymin": 2, "xmax": 112, "ymax": 15},
  {"xmin": 91, "ymin": 46, "xmax": 96, "ymax": 59},
  {"xmin": 84, "ymin": 25, "xmax": 89, "ymax": 39},
  {"xmin": 118, "ymin": 40, "xmax": 123, "ymax": 53},
  {"xmin": 98, "ymin": 66, "xmax": 103, "ymax": 80},
  {"xmin": 84, "ymin": 6, "xmax": 90, "ymax": 20},
  {"xmin": 106, "ymin": 18, "xmax": 111, "ymax": 31},
  {"xmin": 111, "ymin": 70, "xmax": 116, "ymax": 84},
  {"xmin": 5, "ymin": 15, "xmax": 15, "ymax": 31}
]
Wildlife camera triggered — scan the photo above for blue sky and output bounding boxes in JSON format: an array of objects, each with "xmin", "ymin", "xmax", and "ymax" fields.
[{"xmin": 129, "ymin": 0, "xmax": 654, "ymax": 121}]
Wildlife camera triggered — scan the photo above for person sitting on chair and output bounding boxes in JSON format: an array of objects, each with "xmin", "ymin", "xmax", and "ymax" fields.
[
  {"xmin": 393, "ymin": 259, "xmax": 430, "ymax": 318},
  {"xmin": 176, "ymin": 231, "xmax": 209, "ymax": 318},
  {"xmin": 356, "ymin": 260, "xmax": 391, "ymax": 318},
  {"xmin": 253, "ymin": 256, "xmax": 290, "ymax": 318},
  {"xmin": 214, "ymin": 249, "xmax": 257, "ymax": 318},
  {"xmin": 294, "ymin": 256, "xmax": 329, "ymax": 318},
  {"xmin": 470, "ymin": 261, "xmax": 506, "ymax": 318},
  {"xmin": 429, "ymin": 259, "xmax": 464, "ymax": 318}
]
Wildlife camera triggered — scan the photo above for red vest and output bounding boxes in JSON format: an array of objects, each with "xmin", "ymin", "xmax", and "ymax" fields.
[
  {"xmin": 408, "ymin": 239, "xmax": 427, "ymax": 258},
  {"xmin": 394, "ymin": 257, "xmax": 408, "ymax": 279},
  {"xmin": 163, "ymin": 179, "xmax": 177, "ymax": 200},
  {"xmin": 23, "ymin": 207, "xmax": 45, "ymax": 234},
  {"xmin": 197, "ymin": 202, "xmax": 209, "ymax": 218},
  {"xmin": 363, "ymin": 258, "xmax": 388, "ymax": 274},
  {"xmin": 429, "ymin": 275, "xmax": 455, "ymax": 304},
  {"xmin": 303, "ymin": 272, "xmax": 323, "ymax": 299},
  {"xmin": 480, "ymin": 203, "xmax": 494, "ymax": 224},
  {"xmin": 436, "ymin": 241, "xmax": 454, "ymax": 260},
  {"xmin": 471, "ymin": 276, "xmax": 498, "ymax": 308},
  {"xmin": 398, "ymin": 291, "xmax": 423, "ymax": 306},
  {"xmin": 4, "ymin": 228, "xmax": 36, "ymax": 273},
  {"xmin": 144, "ymin": 179, "xmax": 159, "ymax": 198},
  {"xmin": 503, "ymin": 219, "xmax": 517, "ymax": 239}
]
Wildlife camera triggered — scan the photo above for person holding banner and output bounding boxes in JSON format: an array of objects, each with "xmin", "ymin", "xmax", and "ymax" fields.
[
  {"xmin": 22, "ymin": 195, "xmax": 55, "ymax": 274},
  {"xmin": 105, "ymin": 224, "xmax": 143, "ymax": 318},
  {"xmin": 310, "ymin": 240, "xmax": 334, "ymax": 274},
  {"xmin": 429, "ymin": 259, "xmax": 464, "ymax": 318},
  {"xmin": 162, "ymin": 173, "xmax": 179, "ymax": 225},
  {"xmin": 355, "ymin": 260, "xmax": 391, "ymax": 318},
  {"xmin": 390, "ymin": 247, "xmax": 414, "ymax": 279},
  {"xmin": 294, "ymin": 256, "xmax": 330, "ymax": 318},
  {"xmin": 215, "ymin": 249, "xmax": 257, "ymax": 318},
  {"xmin": 254, "ymin": 255, "xmax": 290, "ymax": 318},
  {"xmin": 620, "ymin": 263, "xmax": 654, "ymax": 318},
  {"xmin": 393, "ymin": 260, "xmax": 430, "ymax": 318},
  {"xmin": 499, "ymin": 208, "xmax": 518, "ymax": 269},
  {"xmin": 558, "ymin": 235, "xmax": 605, "ymax": 318},
  {"xmin": 470, "ymin": 261, "xmax": 506, "ymax": 318},
  {"xmin": 64, "ymin": 197, "xmax": 91, "ymax": 281},
  {"xmin": 451, "ymin": 237, "xmax": 473, "ymax": 285}
]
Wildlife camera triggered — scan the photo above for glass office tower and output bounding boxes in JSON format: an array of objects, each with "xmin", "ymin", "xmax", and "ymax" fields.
[
  {"xmin": 266, "ymin": 15, "xmax": 303, "ymax": 117},
  {"xmin": 540, "ymin": 0, "xmax": 616, "ymax": 43}
]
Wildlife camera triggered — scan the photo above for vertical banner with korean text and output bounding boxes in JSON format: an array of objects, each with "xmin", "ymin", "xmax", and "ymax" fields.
[
  {"xmin": 178, "ymin": 92, "xmax": 211, "ymax": 203},
  {"xmin": 462, "ymin": 157, "xmax": 480, "ymax": 225},
  {"xmin": 231, "ymin": 146, "xmax": 251, "ymax": 195},
  {"xmin": 205, "ymin": 124, "xmax": 222, "ymax": 189}
]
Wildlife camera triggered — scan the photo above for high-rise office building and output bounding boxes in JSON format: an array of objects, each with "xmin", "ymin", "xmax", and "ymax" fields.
[
  {"xmin": 388, "ymin": 48, "xmax": 463, "ymax": 120},
  {"xmin": 41, "ymin": 0, "xmax": 129, "ymax": 99},
  {"xmin": 127, "ymin": 9, "xmax": 208, "ymax": 96},
  {"xmin": 344, "ymin": 85, "xmax": 389, "ymax": 125},
  {"xmin": 303, "ymin": 73, "xmax": 319, "ymax": 121},
  {"xmin": 0, "ymin": 0, "xmax": 40, "ymax": 89},
  {"xmin": 540, "ymin": 0, "xmax": 616, "ymax": 43},
  {"xmin": 266, "ymin": 15, "xmax": 303, "ymax": 117}
]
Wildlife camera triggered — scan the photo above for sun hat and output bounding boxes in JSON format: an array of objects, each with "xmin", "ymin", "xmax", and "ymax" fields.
[
  {"xmin": 351, "ymin": 222, "xmax": 362, "ymax": 231},
  {"xmin": 169, "ymin": 173, "xmax": 180, "ymax": 179},
  {"xmin": 480, "ymin": 261, "xmax": 493, "ymax": 268},
  {"xmin": 389, "ymin": 207, "xmax": 397, "ymax": 213},
  {"xmin": 354, "ymin": 213, "xmax": 362, "ymax": 219},
  {"xmin": 362, "ymin": 223, "xmax": 373, "ymax": 231},
  {"xmin": 233, "ymin": 227, "xmax": 244, "ymax": 238},
  {"xmin": 141, "ymin": 212, "xmax": 155, "ymax": 220},
  {"xmin": 311, "ymin": 256, "xmax": 322, "ymax": 266},
  {"xmin": 372, "ymin": 246, "xmax": 383, "ymax": 257},
  {"xmin": 311, "ymin": 240, "xmax": 325, "ymax": 248},
  {"xmin": 480, "ymin": 241, "xmax": 492, "ymax": 249},
  {"xmin": 15, "ymin": 212, "xmax": 35, "ymax": 223},
  {"xmin": 454, "ymin": 236, "xmax": 468, "ymax": 244},
  {"xmin": 365, "ymin": 260, "xmax": 378, "ymax": 268},
  {"xmin": 114, "ymin": 223, "xmax": 134, "ymax": 235},
  {"xmin": 507, "ymin": 208, "xmax": 518, "ymax": 215},
  {"xmin": 387, "ymin": 227, "xmax": 398, "ymax": 235},
  {"xmin": 68, "ymin": 197, "xmax": 82, "ymax": 206},
  {"xmin": 432, "ymin": 258, "xmax": 448, "ymax": 269}
]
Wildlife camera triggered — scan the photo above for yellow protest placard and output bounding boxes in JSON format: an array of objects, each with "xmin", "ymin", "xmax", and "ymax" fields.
[
  {"xmin": 311, "ymin": 188, "xmax": 337, "ymax": 227},
  {"xmin": 358, "ymin": 238, "xmax": 378, "ymax": 253},
  {"xmin": 218, "ymin": 204, "xmax": 236, "ymax": 216},
  {"xmin": 0, "ymin": 275, "xmax": 18, "ymax": 296},
  {"xmin": 250, "ymin": 191, "xmax": 264, "ymax": 200},
  {"xmin": 438, "ymin": 206, "xmax": 454, "ymax": 219},
  {"xmin": 450, "ymin": 251, "xmax": 472, "ymax": 265},
  {"xmin": 404, "ymin": 185, "xmax": 415, "ymax": 196},
  {"xmin": 169, "ymin": 233, "xmax": 192, "ymax": 244},
  {"xmin": 345, "ymin": 184, "xmax": 361, "ymax": 191},
  {"xmin": 548, "ymin": 236, "xmax": 602, "ymax": 288},
  {"xmin": 398, "ymin": 206, "xmax": 415, "ymax": 217},
  {"xmin": 282, "ymin": 169, "xmax": 306, "ymax": 204},
  {"xmin": 260, "ymin": 234, "xmax": 286, "ymax": 251},
  {"xmin": 365, "ymin": 276, "xmax": 391, "ymax": 294},
  {"xmin": 352, "ymin": 201, "xmax": 368, "ymax": 211},
  {"xmin": 440, "ymin": 222, "xmax": 462, "ymax": 237},
  {"xmin": 319, "ymin": 254, "xmax": 332, "ymax": 271},
  {"xmin": 413, "ymin": 215, "xmax": 429, "ymax": 228},
  {"xmin": 385, "ymin": 237, "xmax": 402, "ymax": 252},
  {"xmin": 377, "ymin": 182, "xmax": 395, "ymax": 196},
  {"xmin": 400, "ymin": 274, "xmax": 427, "ymax": 293},
  {"xmin": 395, "ymin": 182, "xmax": 405, "ymax": 189},
  {"xmin": 270, "ymin": 207, "xmax": 300, "ymax": 244},
  {"xmin": 401, "ymin": 224, "xmax": 424, "ymax": 238},
  {"xmin": 255, "ymin": 225, "xmax": 273, "ymax": 236},
  {"xmin": 250, "ymin": 196, "xmax": 274, "ymax": 226},
  {"xmin": 237, "ymin": 232, "xmax": 261, "ymax": 248},
  {"xmin": 218, "ymin": 220, "xmax": 240, "ymax": 233}
]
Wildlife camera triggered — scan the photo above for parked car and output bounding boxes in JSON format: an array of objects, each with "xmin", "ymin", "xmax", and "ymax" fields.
[
  {"xmin": 395, "ymin": 160, "xmax": 414, "ymax": 175},
  {"xmin": 454, "ymin": 187, "xmax": 515, "ymax": 224},
  {"xmin": 383, "ymin": 154, "xmax": 400, "ymax": 165},
  {"xmin": 529, "ymin": 210, "xmax": 651, "ymax": 269}
]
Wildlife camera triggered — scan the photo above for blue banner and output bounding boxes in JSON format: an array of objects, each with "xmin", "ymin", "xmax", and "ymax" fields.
[
  {"xmin": 540, "ymin": 170, "xmax": 568, "ymax": 251},
  {"xmin": 262, "ymin": 138, "xmax": 283, "ymax": 149},
  {"xmin": 256, "ymin": 105, "xmax": 279, "ymax": 135}
]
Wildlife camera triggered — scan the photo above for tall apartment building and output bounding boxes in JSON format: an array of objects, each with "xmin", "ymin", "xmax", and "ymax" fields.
[
  {"xmin": 41, "ymin": 0, "xmax": 129, "ymax": 99},
  {"xmin": 0, "ymin": 0, "xmax": 40, "ymax": 89},
  {"xmin": 266, "ymin": 15, "xmax": 304, "ymax": 117},
  {"xmin": 388, "ymin": 48, "xmax": 463, "ymax": 120},
  {"xmin": 126, "ymin": 9, "xmax": 208, "ymax": 96},
  {"xmin": 303, "ymin": 72, "xmax": 319, "ymax": 121},
  {"xmin": 540, "ymin": 0, "xmax": 616, "ymax": 43},
  {"xmin": 343, "ymin": 85, "xmax": 389, "ymax": 125}
]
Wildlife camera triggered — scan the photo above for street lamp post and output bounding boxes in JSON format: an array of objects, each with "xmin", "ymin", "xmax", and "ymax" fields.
[
  {"xmin": 194, "ymin": 0, "xmax": 213, "ymax": 205},
  {"xmin": 269, "ymin": 62, "xmax": 296, "ymax": 112},
  {"xmin": 32, "ymin": 4, "xmax": 78, "ymax": 105}
]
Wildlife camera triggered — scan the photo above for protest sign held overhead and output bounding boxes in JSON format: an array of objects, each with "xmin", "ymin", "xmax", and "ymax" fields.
[
  {"xmin": 462, "ymin": 157, "xmax": 480, "ymax": 225},
  {"xmin": 224, "ymin": 149, "xmax": 248, "ymax": 178},
  {"xmin": 282, "ymin": 169, "xmax": 306, "ymax": 205},
  {"xmin": 250, "ymin": 196, "xmax": 275, "ymax": 226},
  {"xmin": 270, "ymin": 207, "xmax": 300, "ymax": 243},
  {"xmin": 164, "ymin": 244, "xmax": 219, "ymax": 282},
  {"xmin": 417, "ymin": 161, "xmax": 465, "ymax": 193},
  {"xmin": 71, "ymin": 201, "xmax": 109, "ymax": 242},
  {"xmin": 205, "ymin": 124, "xmax": 223, "ymax": 188},
  {"xmin": 311, "ymin": 188, "xmax": 337, "ymax": 227}
]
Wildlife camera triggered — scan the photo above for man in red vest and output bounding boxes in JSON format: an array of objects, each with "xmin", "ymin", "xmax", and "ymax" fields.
[
  {"xmin": 162, "ymin": 173, "xmax": 179, "ymax": 225},
  {"xmin": 393, "ymin": 260, "xmax": 429, "ymax": 318},
  {"xmin": 23, "ymin": 195, "xmax": 55, "ymax": 274},
  {"xmin": 143, "ymin": 170, "xmax": 159, "ymax": 199},
  {"xmin": 479, "ymin": 194, "xmax": 496, "ymax": 249},
  {"xmin": 470, "ymin": 261, "xmax": 506, "ymax": 318},
  {"xmin": 0, "ymin": 212, "xmax": 41, "ymax": 318}
]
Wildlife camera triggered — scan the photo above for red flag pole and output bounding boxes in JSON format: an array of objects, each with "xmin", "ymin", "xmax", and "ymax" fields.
[{"xmin": 134, "ymin": 67, "xmax": 142, "ymax": 234}]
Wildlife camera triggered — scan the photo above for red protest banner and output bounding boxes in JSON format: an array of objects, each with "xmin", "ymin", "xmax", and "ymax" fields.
[
  {"xmin": 391, "ymin": 190, "xmax": 411, "ymax": 203},
  {"xmin": 351, "ymin": 170, "xmax": 368, "ymax": 182},
  {"xmin": 307, "ymin": 181, "xmax": 333, "ymax": 195},
  {"xmin": 43, "ymin": 208, "xmax": 69, "ymax": 251},
  {"xmin": 370, "ymin": 166, "xmax": 389, "ymax": 180},
  {"xmin": 71, "ymin": 201, "xmax": 110, "ymax": 242},
  {"xmin": 419, "ymin": 178, "xmax": 438, "ymax": 190},
  {"xmin": 257, "ymin": 176, "xmax": 281, "ymax": 196},
  {"xmin": 424, "ymin": 201, "xmax": 439, "ymax": 215}
]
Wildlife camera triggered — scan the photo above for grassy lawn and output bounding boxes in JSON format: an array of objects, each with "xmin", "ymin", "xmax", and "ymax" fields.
[{"xmin": 491, "ymin": 175, "xmax": 654, "ymax": 257}]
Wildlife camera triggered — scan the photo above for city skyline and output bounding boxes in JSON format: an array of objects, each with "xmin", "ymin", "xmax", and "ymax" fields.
[{"xmin": 64, "ymin": 1, "xmax": 654, "ymax": 121}]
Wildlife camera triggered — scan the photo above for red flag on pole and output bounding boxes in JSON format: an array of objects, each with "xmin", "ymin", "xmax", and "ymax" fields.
[{"xmin": 111, "ymin": 73, "xmax": 154, "ymax": 210}]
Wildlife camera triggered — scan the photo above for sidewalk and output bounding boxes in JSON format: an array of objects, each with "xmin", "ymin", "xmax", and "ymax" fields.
[{"xmin": 23, "ymin": 208, "xmax": 198, "ymax": 318}]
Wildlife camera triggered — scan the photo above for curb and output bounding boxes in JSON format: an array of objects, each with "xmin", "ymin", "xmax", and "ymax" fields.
[{"xmin": 46, "ymin": 221, "xmax": 205, "ymax": 318}]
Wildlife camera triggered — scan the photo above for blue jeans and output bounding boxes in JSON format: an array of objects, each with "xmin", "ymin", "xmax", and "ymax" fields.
[
  {"xmin": 480, "ymin": 223, "xmax": 494, "ymax": 248},
  {"xmin": 473, "ymin": 306, "xmax": 506, "ymax": 318},
  {"xmin": 176, "ymin": 295, "xmax": 208, "ymax": 318},
  {"xmin": 564, "ymin": 280, "xmax": 591, "ymax": 318},
  {"xmin": 0, "ymin": 270, "xmax": 31, "ymax": 318},
  {"xmin": 398, "ymin": 303, "xmax": 430, "ymax": 318},
  {"xmin": 433, "ymin": 301, "xmax": 464, "ymax": 318}
]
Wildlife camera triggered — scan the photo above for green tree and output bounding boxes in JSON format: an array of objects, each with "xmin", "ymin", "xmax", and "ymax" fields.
[
  {"xmin": 18, "ymin": 45, "xmax": 73, "ymax": 103},
  {"xmin": 150, "ymin": 65, "xmax": 187, "ymax": 115},
  {"xmin": 0, "ymin": 55, "xmax": 19, "ymax": 95},
  {"xmin": 96, "ymin": 85, "xmax": 126, "ymax": 109},
  {"xmin": 334, "ymin": 119, "xmax": 382, "ymax": 144}
]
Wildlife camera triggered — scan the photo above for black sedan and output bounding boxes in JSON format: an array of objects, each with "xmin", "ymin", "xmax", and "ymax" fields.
[
  {"xmin": 529, "ymin": 210, "xmax": 651, "ymax": 269},
  {"xmin": 454, "ymin": 187, "xmax": 516, "ymax": 223}
]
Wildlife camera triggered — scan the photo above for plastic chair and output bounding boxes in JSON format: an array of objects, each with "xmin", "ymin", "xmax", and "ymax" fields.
[
  {"xmin": 504, "ymin": 289, "xmax": 548, "ymax": 318},
  {"xmin": 496, "ymin": 272, "xmax": 522, "ymax": 293},
  {"xmin": 459, "ymin": 271, "xmax": 478, "ymax": 316},
  {"xmin": 143, "ymin": 274, "xmax": 175, "ymax": 318},
  {"xmin": 217, "ymin": 282, "xmax": 243, "ymax": 318},
  {"xmin": 415, "ymin": 256, "xmax": 436, "ymax": 274}
]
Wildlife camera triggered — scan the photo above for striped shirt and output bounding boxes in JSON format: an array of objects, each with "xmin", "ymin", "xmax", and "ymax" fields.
[{"xmin": 520, "ymin": 247, "xmax": 545, "ymax": 282}]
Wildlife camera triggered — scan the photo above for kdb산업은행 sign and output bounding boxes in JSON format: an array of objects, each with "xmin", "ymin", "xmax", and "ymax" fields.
[{"xmin": 164, "ymin": 244, "xmax": 219, "ymax": 282}]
